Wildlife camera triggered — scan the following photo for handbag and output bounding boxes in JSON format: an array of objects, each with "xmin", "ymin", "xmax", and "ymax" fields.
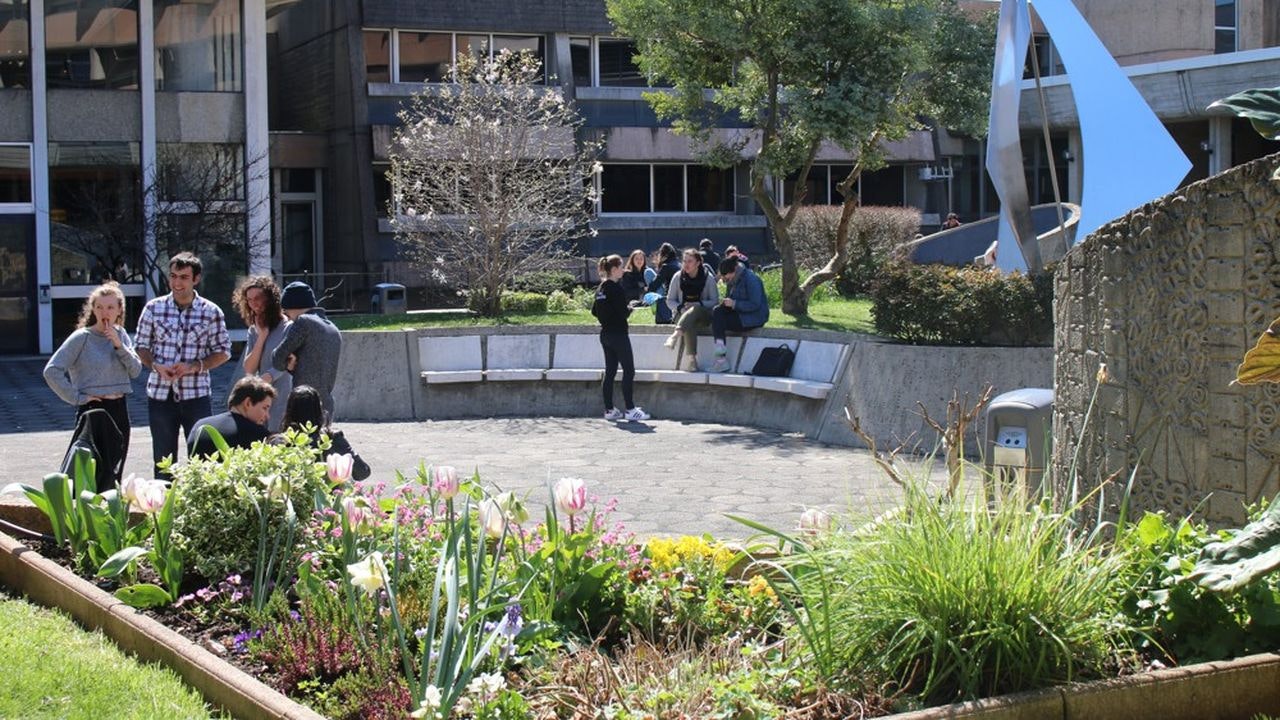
[{"xmin": 749, "ymin": 343, "xmax": 795, "ymax": 377}]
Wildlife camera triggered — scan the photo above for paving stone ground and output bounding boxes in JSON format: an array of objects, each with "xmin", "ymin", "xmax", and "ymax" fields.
[{"xmin": 0, "ymin": 357, "xmax": 943, "ymax": 538}]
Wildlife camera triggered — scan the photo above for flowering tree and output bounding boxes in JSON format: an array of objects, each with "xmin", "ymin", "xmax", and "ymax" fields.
[{"xmin": 389, "ymin": 51, "xmax": 601, "ymax": 316}]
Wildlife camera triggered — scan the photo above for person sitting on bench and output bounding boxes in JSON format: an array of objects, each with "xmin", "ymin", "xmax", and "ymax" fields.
[{"xmin": 710, "ymin": 257, "xmax": 769, "ymax": 372}]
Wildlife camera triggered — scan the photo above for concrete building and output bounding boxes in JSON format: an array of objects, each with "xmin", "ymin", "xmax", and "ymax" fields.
[{"xmin": 4, "ymin": 1, "xmax": 1279, "ymax": 354}]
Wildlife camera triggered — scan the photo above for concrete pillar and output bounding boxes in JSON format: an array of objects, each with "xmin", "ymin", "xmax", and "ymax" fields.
[
  {"xmin": 1067, "ymin": 129, "xmax": 1083, "ymax": 205},
  {"xmin": 31, "ymin": 0, "xmax": 50, "ymax": 353},
  {"xmin": 244, "ymin": 0, "xmax": 272, "ymax": 276},
  {"xmin": 1209, "ymin": 116, "xmax": 1233, "ymax": 176},
  {"xmin": 140, "ymin": 0, "xmax": 157, "ymax": 301}
]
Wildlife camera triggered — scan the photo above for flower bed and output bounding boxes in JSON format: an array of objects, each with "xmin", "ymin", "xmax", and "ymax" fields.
[{"xmin": 6, "ymin": 429, "xmax": 1280, "ymax": 719}]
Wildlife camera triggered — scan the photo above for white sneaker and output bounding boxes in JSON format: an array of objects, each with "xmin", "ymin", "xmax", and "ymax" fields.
[
  {"xmin": 683, "ymin": 355, "xmax": 699, "ymax": 372},
  {"xmin": 624, "ymin": 407, "xmax": 651, "ymax": 422},
  {"xmin": 603, "ymin": 408, "xmax": 624, "ymax": 421},
  {"xmin": 663, "ymin": 333, "xmax": 679, "ymax": 349}
]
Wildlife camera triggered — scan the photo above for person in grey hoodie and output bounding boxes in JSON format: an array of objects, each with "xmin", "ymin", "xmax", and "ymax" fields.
[
  {"xmin": 271, "ymin": 282, "xmax": 343, "ymax": 421},
  {"xmin": 43, "ymin": 281, "xmax": 143, "ymax": 482}
]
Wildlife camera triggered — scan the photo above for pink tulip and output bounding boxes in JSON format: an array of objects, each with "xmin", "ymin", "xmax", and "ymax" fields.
[
  {"xmin": 799, "ymin": 508, "xmax": 833, "ymax": 534},
  {"xmin": 433, "ymin": 466, "xmax": 460, "ymax": 499},
  {"xmin": 343, "ymin": 496, "xmax": 372, "ymax": 531},
  {"xmin": 554, "ymin": 477, "xmax": 588, "ymax": 517},
  {"xmin": 327, "ymin": 453, "xmax": 354, "ymax": 484},
  {"xmin": 132, "ymin": 479, "xmax": 167, "ymax": 515}
]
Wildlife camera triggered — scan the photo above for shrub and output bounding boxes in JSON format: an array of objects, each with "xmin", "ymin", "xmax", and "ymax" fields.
[
  {"xmin": 546, "ymin": 289, "xmax": 577, "ymax": 313},
  {"xmin": 169, "ymin": 435, "xmax": 330, "ymax": 581},
  {"xmin": 511, "ymin": 270, "xmax": 577, "ymax": 296},
  {"xmin": 499, "ymin": 291, "xmax": 549, "ymax": 313},
  {"xmin": 779, "ymin": 482, "xmax": 1133, "ymax": 703},
  {"xmin": 868, "ymin": 261, "xmax": 1053, "ymax": 345},
  {"xmin": 783, "ymin": 205, "xmax": 920, "ymax": 296}
]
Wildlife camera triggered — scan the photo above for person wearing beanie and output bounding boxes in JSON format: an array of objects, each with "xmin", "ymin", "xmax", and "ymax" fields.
[
  {"xmin": 270, "ymin": 281, "xmax": 343, "ymax": 420},
  {"xmin": 698, "ymin": 238, "xmax": 720, "ymax": 276}
]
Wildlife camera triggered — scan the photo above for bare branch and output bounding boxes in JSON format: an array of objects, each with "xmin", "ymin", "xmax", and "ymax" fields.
[
  {"xmin": 844, "ymin": 406, "xmax": 909, "ymax": 489},
  {"xmin": 915, "ymin": 385, "xmax": 995, "ymax": 498}
]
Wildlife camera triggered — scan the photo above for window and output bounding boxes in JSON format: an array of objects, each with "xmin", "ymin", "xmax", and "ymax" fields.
[
  {"xmin": 45, "ymin": 0, "xmax": 139, "ymax": 90},
  {"xmin": 1215, "ymin": 0, "xmax": 1237, "ymax": 54},
  {"xmin": 780, "ymin": 165, "xmax": 857, "ymax": 206},
  {"xmin": 0, "ymin": 1, "xmax": 29, "ymax": 89},
  {"xmin": 364, "ymin": 30, "xmax": 390, "ymax": 83},
  {"xmin": 48, "ymin": 142, "xmax": 142, "ymax": 285},
  {"xmin": 600, "ymin": 163, "xmax": 736, "ymax": 213},
  {"xmin": 570, "ymin": 36, "xmax": 592, "ymax": 86},
  {"xmin": 1024, "ymin": 34, "xmax": 1064, "ymax": 79},
  {"xmin": 372, "ymin": 163, "xmax": 391, "ymax": 216},
  {"xmin": 393, "ymin": 30, "xmax": 545, "ymax": 84},
  {"xmin": 598, "ymin": 38, "xmax": 645, "ymax": 87},
  {"xmin": 154, "ymin": 0, "xmax": 241, "ymax": 91},
  {"xmin": 0, "ymin": 145, "xmax": 31, "ymax": 205},
  {"xmin": 157, "ymin": 143, "xmax": 244, "ymax": 202},
  {"xmin": 860, "ymin": 165, "xmax": 905, "ymax": 207}
]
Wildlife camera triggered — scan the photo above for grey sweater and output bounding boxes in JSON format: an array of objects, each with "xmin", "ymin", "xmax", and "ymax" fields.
[
  {"xmin": 44, "ymin": 327, "xmax": 143, "ymax": 406},
  {"xmin": 271, "ymin": 309, "xmax": 342, "ymax": 418}
]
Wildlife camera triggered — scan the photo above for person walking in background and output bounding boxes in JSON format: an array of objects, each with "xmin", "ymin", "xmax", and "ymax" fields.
[
  {"xmin": 271, "ymin": 281, "xmax": 343, "ymax": 421},
  {"xmin": 620, "ymin": 249, "xmax": 649, "ymax": 304},
  {"xmin": 593, "ymin": 255, "xmax": 650, "ymax": 422},
  {"xmin": 43, "ymin": 281, "xmax": 142, "ymax": 484},
  {"xmin": 134, "ymin": 252, "xmax": 231, "ymax": 479},
  {"xmin": 647, "ymin": 243, "xmax": 680, "ymax": 324},
  {"xmin": 699, "ymin": 238, "xmax": 721, "ymax": 275},
  {"xmin": 711, "ymin": 257, "xmax": 770, "ymax": 372},
  {"xmin": 276, "ymin": 384, "xmax": 371, "ymax": 482},
  {"xmin": 231, "ymin": 276, "xmax": 291, "ymax": 432},
  {"xmin": 188, "ymin": 376, "xmax": 276, "ymax": 459},
  {"xmin": 662, "ymin": 248, "xmax": 719, "ymax": 371},
  {"xmin": 943, "ymin": 212, "xmax": 962, "ymax": 229}
]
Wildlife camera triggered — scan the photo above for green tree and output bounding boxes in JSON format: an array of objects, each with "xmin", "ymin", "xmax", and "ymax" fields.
[{"xmin": 607, "ymin": 0, "xmax": 994, "ymax": 316}]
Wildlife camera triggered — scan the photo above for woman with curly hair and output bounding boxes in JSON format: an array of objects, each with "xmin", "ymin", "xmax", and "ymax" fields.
[{"xmin": 231, "ymin": 275, "xmax": 291, "ymax": 432}]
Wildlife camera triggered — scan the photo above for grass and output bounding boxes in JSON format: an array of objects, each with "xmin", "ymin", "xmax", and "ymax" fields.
[{"xmin": 0, "ymin": 592, "xmax": 218, "ymax": 719}]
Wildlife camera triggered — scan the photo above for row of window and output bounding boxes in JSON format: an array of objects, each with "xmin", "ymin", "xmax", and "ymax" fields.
[
  {"xmin": 363, "ymin": 29, "xmax": 648, "ymax": 88},
  {"xmin": 0, "ymin": 0, "xmax": 242, "ymax": 91}
]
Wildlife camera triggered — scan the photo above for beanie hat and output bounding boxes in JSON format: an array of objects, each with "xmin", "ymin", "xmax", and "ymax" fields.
[{"xmin": 280, "ymin": 281, "xmax": 317, "ymax": 310}]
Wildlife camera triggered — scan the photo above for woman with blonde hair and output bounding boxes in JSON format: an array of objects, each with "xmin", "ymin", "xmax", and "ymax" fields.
[
  {"xmin": 43, "ymin": 281, "xmax": 142, "ymax": 482},
  {"xmin": 231, "ymin": 275, "xmax": 292, "ymax": 432}
]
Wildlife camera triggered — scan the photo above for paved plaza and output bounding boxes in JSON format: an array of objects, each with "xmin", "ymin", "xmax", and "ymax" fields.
[{"xmin": 0, "ymin": 357, "xmax": 940, "ymax": 538}]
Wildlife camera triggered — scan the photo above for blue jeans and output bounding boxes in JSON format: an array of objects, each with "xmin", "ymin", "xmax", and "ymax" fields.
[{"xmin": 148, "ymin": 394, "xmax": 212, "ymax": 479}]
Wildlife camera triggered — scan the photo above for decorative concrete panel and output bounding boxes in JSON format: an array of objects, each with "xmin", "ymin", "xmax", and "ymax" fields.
[
  {"xmin": 1052, "ymin": 154, "xmax": 1280, "ymax": 526},
  {"xmin": 419, "ymin": 336, "xmax": 482, "ymax": 372},
  {"xmin": 630, "ymin": 334, "xmax": 679, "ymax": 370},
  {"xmin": 551, "ymin": 334, "xmax": 605, "ymax": 369},
  {"xmin": 487, "ymin": 335, "xmax": 550, "ymax": 370},
  {"xmin": 790, "ymin": 341, "xmax": 846, "ymax": 383}
]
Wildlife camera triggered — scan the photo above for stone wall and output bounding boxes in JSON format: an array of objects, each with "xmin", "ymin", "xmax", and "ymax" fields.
[{"xmin": 1051, "ymin": 154, "xmax": 1280, "ymax": 525}]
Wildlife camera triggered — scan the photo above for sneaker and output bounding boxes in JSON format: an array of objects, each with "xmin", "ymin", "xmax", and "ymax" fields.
[
  {"xmin": 603, "ymin": 408, "xmax": 624, "ymax": 421},
  {"xmin": 711, "ymin": 356, "xmax": 731, "ymax": 373},
  {"xmin": 663, "ymin": 333, "xmax": 679, "ymax": 349},
  {"xmin": 683, "ymin": 355, "xmax": 699, "ymax": 372},
  {"xmin": 624, "ymin": 407, "xmax": 651, "ymax": 422}
]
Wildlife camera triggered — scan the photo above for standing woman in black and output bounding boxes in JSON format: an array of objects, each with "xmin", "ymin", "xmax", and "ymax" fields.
[{"xmin": 593, "ymin": 255, "xmax": 651, "ymax": 422}]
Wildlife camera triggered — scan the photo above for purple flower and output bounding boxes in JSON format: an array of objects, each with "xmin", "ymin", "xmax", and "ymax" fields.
[{"xmin": 289, "ymin": 610, "xmax": 301, "ymax": 622}]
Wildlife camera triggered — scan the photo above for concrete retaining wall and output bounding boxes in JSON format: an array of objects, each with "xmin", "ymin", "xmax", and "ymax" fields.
[{"xmin": 333, "ymin": 325, "xmax": 1053, "ymax": 453}]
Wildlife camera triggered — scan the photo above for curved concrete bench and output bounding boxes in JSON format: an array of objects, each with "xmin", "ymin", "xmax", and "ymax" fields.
[
  {"xmin": 418, "ymin": 332, "xmax": 849, "ymax": 401},
  {"xmin": 335, "ymin": 325, "xmax": 1053, "ymax": 453}
]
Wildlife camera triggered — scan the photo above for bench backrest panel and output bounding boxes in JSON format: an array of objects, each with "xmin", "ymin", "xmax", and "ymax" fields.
[
  {"xmin": 552, "ymin": 334, "xmax": 605, "ymax": 369},
  {"xmin": 420, "ymin": 335, "xmax": 483, "ymax": 372},
  {"xmin": 487, "ymin": 334, "xmax": 550, "ymax": 370},
  {"xmin": 791, "ymin": 341, "xmax": 846, "ymax": 383},
  {"xmin": 738, "ymin": 337, "xmax": 793, "ymax": 375},
  {"xmin": 630, "ymin": 334, "xmax": 679, "ymax": 370}
]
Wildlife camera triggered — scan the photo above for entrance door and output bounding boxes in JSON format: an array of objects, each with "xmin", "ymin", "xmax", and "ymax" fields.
[
  {"xmin": 0, "ymin": 216, "xmax": 35, "ymax": 353},
  {"xmin": 281, "ymin": 201, "xmax": 317, "ymax": 275}
]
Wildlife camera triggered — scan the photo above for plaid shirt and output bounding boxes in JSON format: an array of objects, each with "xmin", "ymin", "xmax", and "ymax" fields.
[{"xmin": 134, "ymin": 292, "xmax": 230, "ymax": 402}]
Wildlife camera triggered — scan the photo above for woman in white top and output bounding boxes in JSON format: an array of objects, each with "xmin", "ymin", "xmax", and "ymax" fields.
[
  {"xmin": 231, "ymin": 276, "xmax": 292, "ymax": 432},
  {"xmin": 43, "ymin": 281, "xmax": 143, "ymax": 483}
]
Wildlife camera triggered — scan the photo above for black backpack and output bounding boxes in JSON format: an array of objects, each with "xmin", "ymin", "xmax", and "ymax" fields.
[{"xmin": 748, "ymin": 343, "xmax": 795, "ymax": 377}]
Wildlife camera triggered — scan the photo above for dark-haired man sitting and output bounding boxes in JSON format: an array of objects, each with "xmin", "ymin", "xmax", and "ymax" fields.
[
  {"xmin": 711, "ymin": 257, "xmax": 770, "ymax": 372},
  {"xmin": 188, "ymin": 376, "xmax": 276, "ymax": 458}
]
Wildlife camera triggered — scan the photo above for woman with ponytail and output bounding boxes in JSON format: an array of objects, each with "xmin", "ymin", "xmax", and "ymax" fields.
[{"xmin": 592, "ymin": 254, "xmax": 651, "ymax": 422}]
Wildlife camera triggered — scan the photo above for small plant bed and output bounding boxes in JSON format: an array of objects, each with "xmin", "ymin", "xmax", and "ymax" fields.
[
  {"xmin": 7, "ymin": 422, "xmax": 1280, "ymax": 719},
  {"xmin": 0, "ymin": 590, "xmax": 219, "ymax": 719}
]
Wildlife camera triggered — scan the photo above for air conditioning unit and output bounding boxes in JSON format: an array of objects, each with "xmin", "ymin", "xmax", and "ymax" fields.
[{"xmin": 918, "ymin": 165, "xmax": 954, "ymax": 182}]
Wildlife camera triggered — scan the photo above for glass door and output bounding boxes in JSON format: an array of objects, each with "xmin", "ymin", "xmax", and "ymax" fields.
[{"xmin": 0, "ymin": 215, "xmax": 35, "ymax": 353}]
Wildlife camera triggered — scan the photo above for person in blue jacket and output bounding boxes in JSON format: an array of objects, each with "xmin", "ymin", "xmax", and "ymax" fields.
[{"xmin": 710, "ymin": 257, "xmax": 770, "ymax": 372}]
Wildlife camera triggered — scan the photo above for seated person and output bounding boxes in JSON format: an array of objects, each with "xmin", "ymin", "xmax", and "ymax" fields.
[
  {"xmin": 188, "ymin": 376, "xmax": 275, "ymax": 458},
  {"xmin": 662, "ymin": 248, "xmax": 719, "ymax": 370},
  {"xmin": 276, "ymin": 384, "xmax": 371, "ymax": 482},
  {"xmin": 724, "ymin": 245, "xmax": 750, "ymax": 270},
  {"xmin": 711, "ymin": 257, "xmax": 770, "ymax": 372}
]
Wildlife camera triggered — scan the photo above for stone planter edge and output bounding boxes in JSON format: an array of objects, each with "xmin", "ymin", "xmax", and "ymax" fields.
[{"xmin": 0, "ymin": 531, "xmax": 326, "ymax": 720}]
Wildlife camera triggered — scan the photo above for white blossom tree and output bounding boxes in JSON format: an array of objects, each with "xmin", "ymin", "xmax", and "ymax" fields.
[{"xmin": 389, "ymin": 50, "xmax": 601, "ymax": 316}]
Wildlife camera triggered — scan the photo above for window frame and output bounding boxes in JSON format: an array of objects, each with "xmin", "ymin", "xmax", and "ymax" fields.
[
  {"xmin": 597, "ymin": 162, "xmax": 736, "ymax": 216},
  {"xmin": 388, "ymin": 29, "xmax": 547, "ymax": 84},
  {"xmin": 0, "ymin": 142, "xmax": 33, "ymax": 213},
  {"xmin": 1215, "ymin": 0, "xmax": 1238, "ymax": 54}
]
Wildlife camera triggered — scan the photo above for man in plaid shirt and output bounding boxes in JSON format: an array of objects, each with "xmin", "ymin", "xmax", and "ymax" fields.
[{"xmin": 134, "ymin": 252, "xmax": 231, "ymax": 478}]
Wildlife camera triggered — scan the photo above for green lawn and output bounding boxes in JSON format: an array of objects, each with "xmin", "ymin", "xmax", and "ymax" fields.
[
  {"xmin": 0, "ymin": 593, "xmax": 217, "ymax": 719},
  {"xmin": 333, "ymin": 298, "xmax": 875, "ymax": 334}
]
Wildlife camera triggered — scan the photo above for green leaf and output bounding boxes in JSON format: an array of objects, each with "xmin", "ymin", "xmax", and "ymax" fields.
[
  {"xmin": 1136, "ymin": 512, "xmax": 1171, "ymax": 545},
  {"xmin": 1190, "ymin": 500, "xmax": 1280, "ymax": 593},
  {"xmin": 1209, "ymin": 87, "xmax": 1280, "ymax": 140},
  {"xmin": 98, "ymin": 546, "xmax": 148, "ymax": 578},
  {"xmin": 41, "ymin": 473, "xmax": 74, "ymax": 544},
  {"xmin": 115, "ymin": 583, "xmax": 173, "ymax": 608}
]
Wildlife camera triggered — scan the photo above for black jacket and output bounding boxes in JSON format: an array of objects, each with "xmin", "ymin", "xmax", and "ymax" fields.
[
  {"xmin": 619, "ymin": 269, "xmax": 647, "ymax": 303},
  {"xmin": 648, "ymin": 258, "xmax": 680, "ymax": 293},
  {"xmin": 592, "ymin": 280, "xmax": 632, "ymax": 333},
  {"xmin": 188, "ymin": 411, "xmax": 271, "ymax": 459}
]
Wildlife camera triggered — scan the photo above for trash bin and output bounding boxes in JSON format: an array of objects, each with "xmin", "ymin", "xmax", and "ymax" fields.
[
  {"xmin": 371, "ymin": 283, "xmax": 407, "ymax": 315},
  {"xmin": 983, "ymin": 388, "xmax": 1054, "ymax": 496}
]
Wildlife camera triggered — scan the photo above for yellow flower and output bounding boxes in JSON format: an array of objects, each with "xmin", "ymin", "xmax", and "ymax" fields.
[{"xmin": 746, "ymin": 575, "xmax": 777, "ymax": 602}]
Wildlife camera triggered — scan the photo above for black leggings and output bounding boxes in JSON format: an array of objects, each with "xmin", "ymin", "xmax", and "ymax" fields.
[
  {"xmin": 77, "ymin": 396, "xmax": 130, "ymax": 484},
  {"xmin": 599, "ymin": 330, "xmax": 635, "ymax": 411}
]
